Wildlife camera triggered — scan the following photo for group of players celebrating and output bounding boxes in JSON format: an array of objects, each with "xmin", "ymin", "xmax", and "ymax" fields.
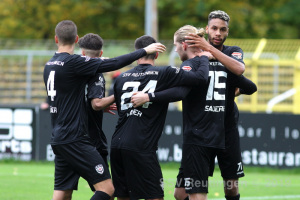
[{"xmin": 44, "ymin": 10, "xmax": 257, "ymax": 200}]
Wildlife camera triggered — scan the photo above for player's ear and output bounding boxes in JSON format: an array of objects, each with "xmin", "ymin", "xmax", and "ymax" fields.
[
  {"xmin": 99, "ymin": 50, "xmax": 103, "ymax": 57},
  {"xmin": 75, "ymin": 35, "xmax": 79, "ymax": 43},
  {"xmin": 154, "ymin": 52, "xmax": 158, "ymax": 59},
  {"xmin": 55, "ymin": 35, "xmax": 59, "ymax": 44},
  {"xmin": 182, "ymin": 42, "xmax": 188, "ymax": 51},
  {"xmin": 81, "ymin": 49, "xmax": 86, "ymax": 56},
  {"xmin": 206, "ymin": 25, "xmax": 209, "ymax": 34}
]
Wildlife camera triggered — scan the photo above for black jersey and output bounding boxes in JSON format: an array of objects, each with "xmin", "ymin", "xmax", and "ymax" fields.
[
  {"xmin": 86, "ymin": 73, "xmax": 108, "ymax": 154},
  {"xmin": 183, "ymin": 45, "xmax": 246, "ymax": 149},
  {"xmin": 148, "ymin": 45, "xmax": 248, "ymax": 149},
  {"xmin": 225, "ymin": 75, "xmax": 257, "ymax": 130},
  {"xmin": 221, "ymin": 45, "xmax": 257, "ymax": 131},
  {"xmin": 181, "ymin": 63, "xmax": 227, "ymax": 148},
  {"xmin": 43, "ymin": 49, "xmax": 146, "ymax": 145},
  {"xmin": 111, "ymin": 56, "xmax": 209, "ymax": 152}
]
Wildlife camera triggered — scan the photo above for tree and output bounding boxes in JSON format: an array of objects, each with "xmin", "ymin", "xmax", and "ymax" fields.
[{"xmin": 0, "ymin": 0, "xmax": 298, "ymax": 40}]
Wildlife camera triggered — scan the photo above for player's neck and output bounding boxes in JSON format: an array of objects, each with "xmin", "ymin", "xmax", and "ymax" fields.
[
  {"xmin": 216, "ymin": 45, "xmax": 223, "ymax": 51},
  {"xmin": 57, "ymin": 44, "xmax": 76, "ymax": 54},
  {"xmin": 187, "ymin": 49, "xmax": 199, "ymax": 59},
  {"xmin": 137, "ymin": 59, "xmax": 154, "ymax": 66}
]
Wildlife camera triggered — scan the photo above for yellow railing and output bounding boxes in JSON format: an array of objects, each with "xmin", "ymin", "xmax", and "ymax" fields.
[
  {"xmin": 0, "ymin": 38, "xmax": 300, "ymax": 114},
  {"xmin": 234, "ymin": 38, "xmax": 300, "ymax": 114}
]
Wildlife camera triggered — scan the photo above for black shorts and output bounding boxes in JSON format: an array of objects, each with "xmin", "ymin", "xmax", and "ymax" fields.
[
  {"xmin": 181, "ymin": 144, "xmax": 216, "ymax": 194},
  {"xmin": 212, "ymin": 127, "xmax": 245, "ymax": 179},
  {"xmin": 110, "ymin": 148, "xmax": 164, "ymax": 199},
  {"xmin": 175, "ymin": 166, "xmax": 185, "ymax": 188},
  {"xmin": 52, "ymin": 139, "xmax": 111, "ymax": 190},
  {"xmin": 88, "ymin": 152, "xmax": 109, "ymax": 191}
]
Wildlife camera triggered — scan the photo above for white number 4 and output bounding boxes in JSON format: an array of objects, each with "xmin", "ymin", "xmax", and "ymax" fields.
[{"xmin": 47, "ymin": 71, "xmax": 56, "ymax": 101}]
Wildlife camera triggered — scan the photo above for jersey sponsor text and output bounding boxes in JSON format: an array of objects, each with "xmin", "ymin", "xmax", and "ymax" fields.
[
  {"xmin": 122, "ymin": 71, "xmax": 159, "ymax": 78},
  {"xmin": 50, "ymin": 106, "xmax": 57, "ymax": 113},
  {"xmin": 126, "ymin": 109, "xmax": 142, "ymax": 117},
  {"xmin": 46, "ymin": 61, "xmax": 64, "ymax": 66},
  {"xmin": 209, "ymin": 61, "xmax": 224, "ymax": 66},
  {"xmin": 205, "ymin": 105, "xmax": 225, "ymax": 112}
]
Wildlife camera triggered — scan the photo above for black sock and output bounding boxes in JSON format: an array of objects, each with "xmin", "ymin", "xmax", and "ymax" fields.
[
  {"xmin": 184, "ymin": 197, "xmax": 189, "ymax": 200},
  {"xmin": 225, "ymin": 194, "xmax": 240, "ymax": 200},
  {"xmin": 90, "ymin": 191, "xmax": 111, "ymax": 200}
]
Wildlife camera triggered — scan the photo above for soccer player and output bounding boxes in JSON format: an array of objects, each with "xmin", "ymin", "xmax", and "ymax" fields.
[
  {"xmin": 132, "ymin": 10, "xmax": 256, "ymax": 200},
  {"xmin": 78, "ymin": 33, "xmax": 116, "ymax": 196},
  {"xmin": 110, "ymin": 30, "xmax": 212, "ymax": 200},
  {"xmin": 183, "ymin": 10, "xmax": 257, "ymax": 200},
  {"xmin": 132, "ymin": 79, "xmax": 256, "ymax": 200},
  {"xmin": 131, "ymin": 11, "xmax": 256, "ymax": 200},
  {"xmin": 43, "ymin": 20, "xmax": 166, "ymax": 200}
]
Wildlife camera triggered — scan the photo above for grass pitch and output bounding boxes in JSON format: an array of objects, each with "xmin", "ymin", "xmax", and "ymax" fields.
[{"xmin": 0, "ymin": 160, "xmax": 300, "ymax": 200}]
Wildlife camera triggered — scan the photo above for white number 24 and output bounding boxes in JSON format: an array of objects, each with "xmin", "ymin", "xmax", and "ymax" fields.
[{"xmin": 121, "ymin": 80, "xmax": 157, "ymax": 110}]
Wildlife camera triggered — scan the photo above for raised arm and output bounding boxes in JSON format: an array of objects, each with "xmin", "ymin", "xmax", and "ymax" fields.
[
  {"xmin": 185, "ymin": 34, "xmax": 245, "ymax": 76},
  {"xmin": 97, "ymin": 43, "xmax": 166, "ymax": 73},
  {"xmin": 166, "ymin": 55, "xmax": 209, "ymax": 87}
]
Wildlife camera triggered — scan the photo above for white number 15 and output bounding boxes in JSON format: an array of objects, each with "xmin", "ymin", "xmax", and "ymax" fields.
[{"xmin": 206, "ymin": 71, "xmax": 227, "ymax": 101}]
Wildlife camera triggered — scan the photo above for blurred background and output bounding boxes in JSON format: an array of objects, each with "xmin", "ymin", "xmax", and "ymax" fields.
[
  {"xmin": 0, "ymin": 0, "xmax": 300, "ymax": 113},
  {"xmin": 1, "ymin": 1, "xmax": 300, "ymax": 199}
]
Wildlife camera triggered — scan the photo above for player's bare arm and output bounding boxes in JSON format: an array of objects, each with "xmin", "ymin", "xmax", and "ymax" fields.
[
  {"xmin": 197, "ymin": 51, "xmax": 214, "ymax": 60},
  {"xmin": 91, "ymin": 95, "xmax": 115, "ymax": 111},
  {"xmin": 131, "ymin": 92, "xmax": 150, "ymax": 108},
  {"xmin": 185, "ymin": 33, "xmax": 245, "ymax": 76},
  {"xmin": 235, "ymin": 88, "xmax": 241, "ymax": 97},
  {"xmin": 143, "ymin": 43, "xmax": 166, "ymax": 54}
]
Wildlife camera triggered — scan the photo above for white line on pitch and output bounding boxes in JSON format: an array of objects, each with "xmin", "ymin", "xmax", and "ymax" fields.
[{"xmin": 211, "ymin": 195, "xmax": 300, "ymax": 200}]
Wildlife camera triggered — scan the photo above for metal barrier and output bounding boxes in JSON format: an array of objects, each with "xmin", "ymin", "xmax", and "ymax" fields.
[{"xmin": 1, "ymin": 39, "xmax": 300, "ymax": 113}]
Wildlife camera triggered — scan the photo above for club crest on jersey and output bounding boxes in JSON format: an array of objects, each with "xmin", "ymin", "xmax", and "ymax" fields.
[
  {"xmin": 232, "ymin": 52, "xmax": 242, "ymax": 59},
  {"xmin": 182, "ymin": 66, "xmax": 192, "ymax": 71},
  {"xmin": 95, "ymin": 164, "xmax": 104, "ymax": 174}
]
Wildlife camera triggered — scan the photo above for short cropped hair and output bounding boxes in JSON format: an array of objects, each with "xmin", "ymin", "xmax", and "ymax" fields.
[
  {"xmin": 208, "ymin": 10, "xmax": 230, "ymax": 25},
  {"xmin": 55, "ymin": 20, "xmax": 78, "ymax": 45},
  {"xmin": 134, "ymin": 35, "xmax": 157, "ymax": 60},
  {"xmin": 174, "ymin": 25, "xmax": 205, "ymax": 43},
  {"xmin": 78, "ymin": 33, "xmax": 103, "ymax": 57}
]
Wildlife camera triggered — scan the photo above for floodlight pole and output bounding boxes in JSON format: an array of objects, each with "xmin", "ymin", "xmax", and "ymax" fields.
[{"xmin": 145, "ymin": 0, "xmax": 158, "ymax": 40}]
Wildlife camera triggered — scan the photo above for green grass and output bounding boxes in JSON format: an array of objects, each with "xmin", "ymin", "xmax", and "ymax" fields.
[{"xmin": 0, "ymin": 160, "xmax": 300, "ymax": 200}]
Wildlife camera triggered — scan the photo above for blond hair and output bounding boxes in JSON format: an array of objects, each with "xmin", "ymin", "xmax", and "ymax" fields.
[{"xmin": 174, "ymin": 25, "xmax": 205, "ymax": 43}]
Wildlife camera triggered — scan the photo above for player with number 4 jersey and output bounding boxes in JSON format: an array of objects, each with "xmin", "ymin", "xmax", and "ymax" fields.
[{"xmin": 43, "ymin": 20, "xmax": 166, "ymax": 200}]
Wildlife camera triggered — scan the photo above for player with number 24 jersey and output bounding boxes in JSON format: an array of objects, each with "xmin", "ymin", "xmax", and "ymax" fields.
[{"xmin": 111, "ymin": 56, "xmax": 209, "ymax": 152}]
